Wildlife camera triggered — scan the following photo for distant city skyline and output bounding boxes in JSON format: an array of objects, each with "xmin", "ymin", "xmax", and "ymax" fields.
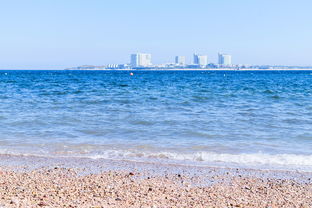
[
  {"xmin": 0, "ymin": 0, "xmax": 311, "ymax": 69},
  {"xmin": 68, "ymin": 51, "xmax": 312, "ymax": 70},
  {"xmin": 130, "ymin": 52, "xmax": 231, "ymax": 66}
]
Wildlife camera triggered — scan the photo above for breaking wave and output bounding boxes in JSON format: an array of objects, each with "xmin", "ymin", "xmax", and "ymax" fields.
[
  {"xmin": 1, "ymin": 148, "xmax": 312, "ymax": 171},
  {"xmin": 86, "ymin": 150, "xmax": 312, "ymax": 171}
]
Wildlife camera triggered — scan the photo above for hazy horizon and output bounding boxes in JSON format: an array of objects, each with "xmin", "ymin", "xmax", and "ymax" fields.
[{"xmin": 0, "ymin": 0, "xmax": 311, "ymax": 69}]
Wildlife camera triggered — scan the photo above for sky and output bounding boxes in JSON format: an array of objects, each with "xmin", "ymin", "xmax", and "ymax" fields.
[{"xmin": 0, "ymin": 0, "xmax": 311, "ymax": 69}]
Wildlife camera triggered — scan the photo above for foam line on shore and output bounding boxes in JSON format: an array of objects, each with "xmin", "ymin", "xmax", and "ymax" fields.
[{"xmin": 1, "ymin": 150, "xmax": 312, "ymax": 172}]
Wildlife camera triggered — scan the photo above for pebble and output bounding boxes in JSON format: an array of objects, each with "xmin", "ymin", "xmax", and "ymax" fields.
[{"xmin": 0, "ymin": 167, "xmax": 310, "ymax": 207}]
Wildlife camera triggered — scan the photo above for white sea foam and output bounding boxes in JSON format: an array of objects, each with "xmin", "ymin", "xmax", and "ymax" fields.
[
  {"xmin": 87, "ymin": 150, "xmax": 312, "ymax": 169},
  {"xmin": 2, "ymin": 147, "xmax": 312, "ymax": 171}
]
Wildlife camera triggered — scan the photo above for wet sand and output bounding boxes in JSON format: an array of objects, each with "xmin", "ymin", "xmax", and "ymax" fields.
[{"xmin": 0, "ymin": 155, "xmax": 311, "ymax": 207}]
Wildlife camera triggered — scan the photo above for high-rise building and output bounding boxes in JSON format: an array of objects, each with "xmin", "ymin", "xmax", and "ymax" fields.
[
  {"xmin": 175, "ymin": 56, "xmax": 186, "ymax": 66},
  {"xmin": 193, "ymin": 54, "xmax": 208, "ymax": 67},
  {"xmin": 218, "ymin": 53, "xmax": 232, "ymax": 66},
  {"xmin": 130, "ymin": 53, "xmax": 152, "ymax": 67}
]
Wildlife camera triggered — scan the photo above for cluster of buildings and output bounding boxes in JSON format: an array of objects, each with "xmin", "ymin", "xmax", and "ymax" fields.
[
  {"xmin": 129, "ymin": 53, "xmax": 232, "ymax": 69},
  {"xmin": 66, "ymin": 52, "xmax": 312, "ymax": 70}
]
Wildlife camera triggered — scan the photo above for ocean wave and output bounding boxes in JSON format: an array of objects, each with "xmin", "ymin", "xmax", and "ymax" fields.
[
  {"xmin": 1, "ymin": 148, "xmax": 312, "ymax": 171},
  {"xmin": 87, "ymin": 150, "xmax": 312, "ymax": 168}
]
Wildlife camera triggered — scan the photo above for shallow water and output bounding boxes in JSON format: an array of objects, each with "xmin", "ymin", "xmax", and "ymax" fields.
[{"xmin": 0, "ymin": 70, "xmax": 312, "ymax": 171}]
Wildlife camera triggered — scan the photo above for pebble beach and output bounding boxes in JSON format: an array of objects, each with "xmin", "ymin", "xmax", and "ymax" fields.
[{"xmin": 0, "ymin": 156, "xmax": 311, "ymax": 208}]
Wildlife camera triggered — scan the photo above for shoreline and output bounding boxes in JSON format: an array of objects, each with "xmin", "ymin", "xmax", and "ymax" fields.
[
  {"xmin": 1, "ymin": 154, "xmax": 312, "ymax": 177},
  {"xmin": 0, "ymin": 154, "xmax": 311, "ymax": 207}
]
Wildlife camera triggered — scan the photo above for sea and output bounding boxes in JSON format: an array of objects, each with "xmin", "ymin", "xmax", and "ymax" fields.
[{"xmin": 0, "ymin": 70, "xmax": 312, "ymax": 171}]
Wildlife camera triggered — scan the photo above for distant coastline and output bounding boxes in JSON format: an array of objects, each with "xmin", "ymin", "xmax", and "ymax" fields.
[
  {"xmin": 64, "ymin": 68, "xmax": 312, "ymax": 71},
  {"xmin": 1, "ymin": 68, "xmax": 312, "ymax": 71}
]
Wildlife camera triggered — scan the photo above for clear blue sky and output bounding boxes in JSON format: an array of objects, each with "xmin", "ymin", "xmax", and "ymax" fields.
[{"xmin": 0, "ymin": 0, "xmax": 311, "ymax": 69}]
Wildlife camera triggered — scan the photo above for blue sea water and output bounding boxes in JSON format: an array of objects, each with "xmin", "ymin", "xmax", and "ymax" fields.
[{"xmin": 0, "ymin": 70, "xmax": 312, "ymax": 171}]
